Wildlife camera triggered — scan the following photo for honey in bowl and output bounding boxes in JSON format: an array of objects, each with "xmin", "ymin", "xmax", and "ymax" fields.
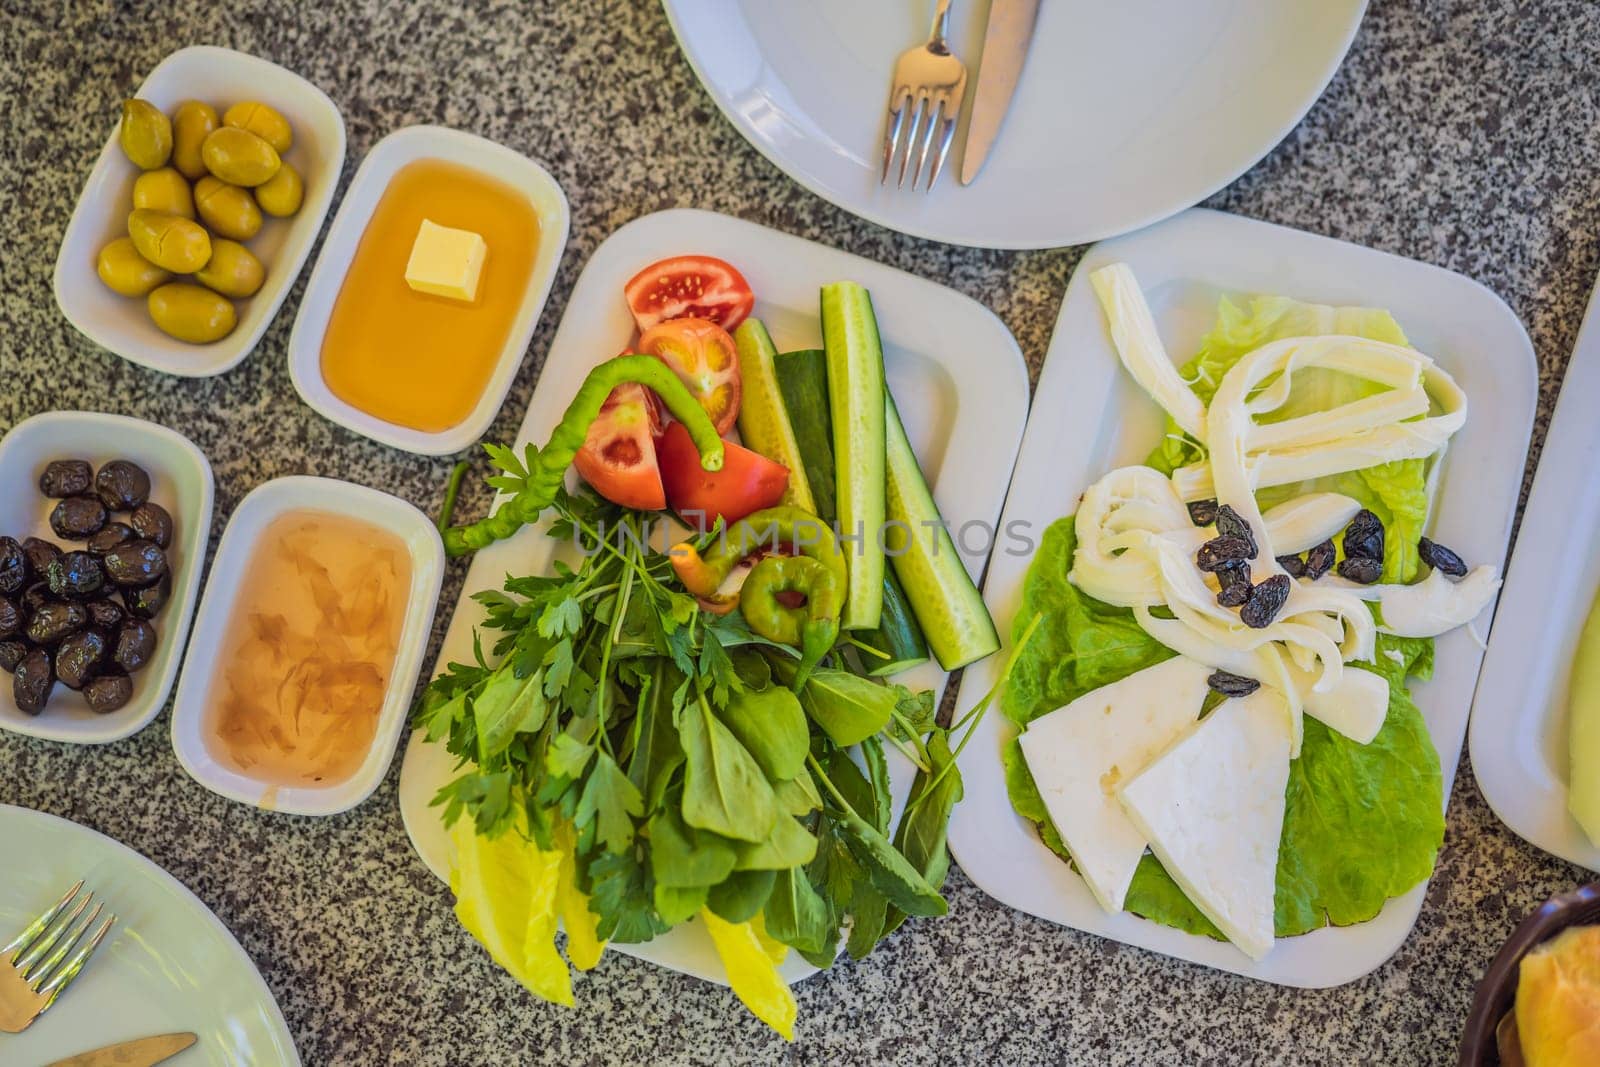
[
  {"xmin": 204, "ymin": 509, "xmax": 411, "ymax": 789},
  {"xmin": 319, "ymin": 158, "xmax": 541, "ymax": 433}
]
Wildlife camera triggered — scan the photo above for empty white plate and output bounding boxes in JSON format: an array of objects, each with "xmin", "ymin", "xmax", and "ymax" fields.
[
  {"xmin": 397, "ymin": 207, "xmax": 1030, "ymax": 985},
  {"xmin": 947, "ymin": 207, "xmax": 1537, "ymax": 987},
  {"xmin": 663, "ymin": 1, "xmax": 1365, "ymax": 249}
]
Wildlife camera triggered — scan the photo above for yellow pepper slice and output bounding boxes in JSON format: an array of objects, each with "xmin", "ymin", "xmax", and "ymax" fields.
[
  {"xmin": 700, "ymin": 909, "xmax": 797, "ymax": 1040},
  {"xmin": 450, "ymin": 817, "xmax": 573, "ymax": 1007}
]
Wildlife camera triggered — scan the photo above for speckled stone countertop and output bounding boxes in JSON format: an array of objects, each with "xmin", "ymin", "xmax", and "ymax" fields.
[{"xmin": 2, "ymin": 2, "xmax": 1598, "ymax": 1064}]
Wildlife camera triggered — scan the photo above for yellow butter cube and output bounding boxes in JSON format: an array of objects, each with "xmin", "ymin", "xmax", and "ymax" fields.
[{"xmin": 404, "ymin": 218, "xmax": 487, "ymax": 302}]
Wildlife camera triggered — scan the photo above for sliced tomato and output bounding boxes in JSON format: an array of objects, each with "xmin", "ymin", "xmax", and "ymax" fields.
[
  {"xmin": 572, "ymin": 382, "xmax": 666, "ymax": 511},
  {"xmin": 639, "ymin": 317, "xmax": 742, "ymax": 435},
  {"xmin": 624, "ymin": 255, "xmax": 755, "ymax": 333},
  {"xmin": 657, "ymin": 420, "xmax": 788, "ymax": 529}
]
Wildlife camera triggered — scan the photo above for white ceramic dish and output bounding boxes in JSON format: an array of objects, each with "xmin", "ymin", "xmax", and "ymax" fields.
[
  {"xmin": 0, "ymin": 412, "xmax": 213, "ymax": 745},
  {"xmin": 1470, "ymin": 273, "xmax": 1600, "ymax": 873},
  {"xmin": 170, "ymin": 476, "xmax": 444, "ymax": 816},
  {"xmin": 662, "ymin": 0, "xmax": 1364, "ymax": 250},
  {"xmin": 397, "ymin": 207, "xmax": 1030, "ymax": 984},
  {"xmin": 0, "ymin": 804, "xmax": 299, "ymax": 1065},
  {"xmin": 947, "ymin": 208, "xmax": 1538, "ymax": 986},
  {"xmin": 287, "ymin": 125, "xmax": 570, "ymax": 455},
  {"xmin": 53, "ymin": 45, "xmax": 346, "ymax": 378}
]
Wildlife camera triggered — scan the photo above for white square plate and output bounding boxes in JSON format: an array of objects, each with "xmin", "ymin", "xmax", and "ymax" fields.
[
  {"xmin": 53, "ymin": 45, "xmax": 346, "ymax": 377},
  {"xmin": 0, "ymin": 412, "xmax": 213, "ymax": 744},
  {"xmin": 947, "ymin": 208, "xmax": 1538, "ymax": 987},
  {"xmin": 396, "ymin": 207, "xmax": 1030, "ymax": 983},
  {"xmin": 1469, "ymin": 274, "xmax": 1600, "ymax": 872}
]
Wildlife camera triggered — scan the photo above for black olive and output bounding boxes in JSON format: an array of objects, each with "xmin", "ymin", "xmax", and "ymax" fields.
[
  {"xmin": 20, "ymin": 537, "xmax": 60, "ymax": 578},
  {"xmin": 50, "ymin": 496, "xmax": 107, "ymax": 539},
  {"xmin": 46, "ymin": 551, "xmax": 104, "ymax": 599},
  {"xmin": 128, "ymin": 502, "xmax": 174, "ymax": 549},
  {"xmin": 38, "ymin": 459, "xmax": 92, "ymax": 498},
  {"xmin": 0, "ymin": 537, "xmax": 26, "ymax": 595},
  {"xmin": 86, "ymin": 522, "xmax": 136, "ymax": 555},
  {"xmin": 102, "ymin": 540, "xmax": 167, "ymax": 587},
  {"xmin": 1304, "ymin": 540, "xmax": 1336, "ymax": 580},
  {"xmin": 1342, "ymin": 509, "xmax": 1385, "ymax": 563},
  {"xmin": 1196, "ymin": 536, "xmax": 1253, "ymax": 572},
  {"xmin": 112, "ymin": 619, "xmax": 157, "ymax": 673},
  {"xmin": 1418, "ymin": 537, "xmax": 1469, "ymax": 578},
  {"xmin": 83, "ymin": 671, "xmax": 133, "ymax": 714},
  {"xmin": 25, "ymin": 601, "xmax": 88, "ymax": 645},
  {"xmin": 54, "ymin": 629, "xmax": 107, "ymax": 690},
  {"xmin": 1186, "ymin": 498, "xmax": 1219, "ymax": 526},
  {"xmin": 1240, "ymin": 574, "xmax": 1292, "ymax": 629},
  {"xmin": 86, "ymin": 598, "xmax": 125, "ymax": 630},
  {"xmin": 21, "ymin": 582, "xmax": 50, "ymax": 617},
  {"xmin": 1207, "ymin": 670, "xmax": 1261, "ymax": 698},
  {"xmin": 94, "ymin": 460, "xmax": 150, "ymax": 512},
  {"xmin": 0, "ymin": 639, "xmax": 28, "ymax": 673},
  {"xmin": 1276, "ymin": 554, "xmax": 1307, "ymax": 578},
  {"xmin": 1215, "ymin": 560, "xmax": 1252, "ymax": 608},
  {"xmin": 1214, "ymin": 505, "xmax": 1258, "ymax": 555},
  {"xmin": 0, "ymin": 595, "xmax": 19, "ymax": 638},
  {"xmin": 13, "ymin": 648, "xmax": 53, "ymax": 715},
  {"xmin": 1337, "ymin": 556, "xmax": 1383, "ymax": 584},
  {"xmin": 124, "ymin": 573, "xmax": 171, "ymax": 619}
]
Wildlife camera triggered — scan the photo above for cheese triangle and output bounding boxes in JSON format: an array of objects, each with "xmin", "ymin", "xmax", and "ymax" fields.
[
  {"xmin": 1116, "ymin": 689, "xmax": 1293, "ymax": 959},
  {"xmin": 1017, "ymin": 656, "xmax": 1212, "ymax": 913}
]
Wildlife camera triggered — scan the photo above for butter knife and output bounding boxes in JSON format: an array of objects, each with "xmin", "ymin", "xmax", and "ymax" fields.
[
  {"xmin": 44, "ymin": 1032, "xmax": 197, "ymax": 1067},
  {"xmin": 959, "ymin": 0, "xmax": 1042, "ymax": 185}
]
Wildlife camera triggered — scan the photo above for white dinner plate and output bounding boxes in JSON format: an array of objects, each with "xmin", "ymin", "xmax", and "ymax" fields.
[
  {"xmin": 662, "ymin": 1, "xmax": 1365, "ymax": 249},
  {"xmin": 947, "ymin": 208, "xmax": 1538, "ymax": 986},
  {"xmin": 1469, "ymin": 273, "xmax": 1600, "ymax": 873},
  {"xmin": 0, "ymin": 805, "xmax": 298, "ymax": 1065},
  {"xmin": 398, "ymin": 207, "xmax": 1030, "ymax": 985}
]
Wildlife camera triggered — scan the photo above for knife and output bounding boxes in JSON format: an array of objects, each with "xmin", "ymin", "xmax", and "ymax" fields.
[
  {"xmin": 43, "ymin": 1032, "xmax": 197, "ymax": 1067},
  {"xmin": 959, "ymin": 0, "xmax": 1042, "ymax": 185}
]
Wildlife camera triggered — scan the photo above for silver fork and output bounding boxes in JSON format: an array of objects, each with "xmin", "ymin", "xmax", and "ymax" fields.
[
  {"xmin": 0, "ymin": 881, "xmax": 117, "ymax": 1033},
  {"xmin": 881, "ymin": 0, "xmax": 969, "ymax": 191}
]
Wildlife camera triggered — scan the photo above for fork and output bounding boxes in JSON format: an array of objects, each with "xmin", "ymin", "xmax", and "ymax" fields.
[
  {"xmin": 0, "ymin": 881, "xmax": 117, "ymax": 1033},
  {"xmin": 880, "ymin": 0, "xmax": 969, "ymax": 191}
]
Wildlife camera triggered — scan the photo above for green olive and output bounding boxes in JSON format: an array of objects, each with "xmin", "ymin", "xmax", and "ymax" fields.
[
  {"xmin": 132, "ymin": 167, "xmax": 195, "ymax": 219},
  {"xmin": 118, "ymin": 99, "xmax": 173, "ymax": 170},
  {"xmin": 148, "ymin": 282, "xmax": 236, "ymax": 343},
  {"xmin": 96, "ymin": 237, "xmax": 172, "ymax": 297},
  {"xmin": 171, "ymin": 100, "xmax": 218, "ymax": 180},
  {"xmin": 194, "ymin": 238, "xmax": 264, "ymax": 299},
  {"xmin": 222, "ymin": 101, "xmax": 293, "ymax": 154},
  {"xmin": 201, "ymin": 127, "xmax": 280, "ymax": 187},
  {"xmin": 127, "ymin": 208, "xmax": 212, "ymax": 273},
  {"xmin": 253, "ymin": 162, "xmax": 304, "ymax": 218},
  {"xmin": 193, "ymin": 176, "xmax": 262, "ymax": 241}
]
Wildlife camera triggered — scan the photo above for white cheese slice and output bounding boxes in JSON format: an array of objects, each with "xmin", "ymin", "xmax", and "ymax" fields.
[
  {"xmin": 1117, "ymin": 689, "xmax": 1293, "ymax": 960},
  {"xmin": 1017, "ymin": 656, "xmax": 1213, "ymax": 913},
  {"xmin": 1378, "ymin": 565, "xmax": 1501, "ymax": 638},
  {"xmin": 1299, "ymin": 664, "xmax": 1389, "ymax": 745}
]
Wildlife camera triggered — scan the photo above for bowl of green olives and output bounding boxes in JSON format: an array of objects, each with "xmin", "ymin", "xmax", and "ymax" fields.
[
  {"xmin": 53, "ymin": 45, "xmax": 345, "ymax": 378},
  {"xmin": 0, "ymin": 411, "xmax": 213, "ymax": 744}
]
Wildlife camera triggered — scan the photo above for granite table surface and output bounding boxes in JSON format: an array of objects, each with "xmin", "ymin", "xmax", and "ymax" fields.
[{"xmin": 3, "ymin": 1, "xmax": 1598, "ymax": 1064}]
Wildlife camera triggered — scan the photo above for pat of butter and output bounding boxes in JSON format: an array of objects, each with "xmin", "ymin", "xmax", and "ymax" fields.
[{"xmin": 404, "ymin": 218, "xmax": 487, "ymax": 302}]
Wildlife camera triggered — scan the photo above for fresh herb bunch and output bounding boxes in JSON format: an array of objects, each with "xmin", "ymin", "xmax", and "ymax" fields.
[{"xmin": 414, "ymin": 445, "xmax": 1006, "ymax": 966}]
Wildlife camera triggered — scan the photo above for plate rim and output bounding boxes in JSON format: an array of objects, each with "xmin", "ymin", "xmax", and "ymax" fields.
[{"xmin": 659, "ymin": 1, "xmax": 1367, "ymax": 250}]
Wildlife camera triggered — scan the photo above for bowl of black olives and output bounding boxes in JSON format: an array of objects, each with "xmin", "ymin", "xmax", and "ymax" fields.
[{"xmin": 0, "ymin": 411, "xmax": 213, "ymax": 743}]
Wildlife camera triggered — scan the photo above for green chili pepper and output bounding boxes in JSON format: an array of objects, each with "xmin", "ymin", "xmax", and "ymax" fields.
[
  {"xmin": 442, "ymin": 356, "xmax": 724, "ymax": 556},
  {"xmin": 670, "ymin": 505, "xmax": 846, "ymax": 597},
  {"xmin": 741, "ymin": 555, "xmax": 841, "ymax": 689}
]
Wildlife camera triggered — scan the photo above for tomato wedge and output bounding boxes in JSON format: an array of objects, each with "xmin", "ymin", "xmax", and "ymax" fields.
[
  {"xmin": 639, "ymin": 318, "xmax": 742, "ymax": 435},
  {"xmin": 624, "ymin": 255, "xmax": 755, "ymax": 333},
  {"xmin": 657, "ymin": 421, "xmax": 788, "ymax": 529},
  {"xmin": 572, "ymin": 382, "xmax": 666, "ymax": 511}
]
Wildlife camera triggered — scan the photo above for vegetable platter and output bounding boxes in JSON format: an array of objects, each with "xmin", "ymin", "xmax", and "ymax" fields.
[
  {"xmin": 948, "ymin": 207, "xmax": 1537, "ymax": 986},
  {"xmin": 398, "ymin": 208, "xmax": 1029, "ymax": 1033}
]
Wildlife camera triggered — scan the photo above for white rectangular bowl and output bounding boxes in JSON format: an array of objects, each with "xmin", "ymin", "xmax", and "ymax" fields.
[
  {"xmin": 947, "ymin": 207, "xmax": 1538, "ymax": 987},
  {"xmin": 287, "ymin": 125, "xmax": 570, "ymax": 455},
  {"xmin": 170, "ymin": 476, "xmax": 444, "ymax": 816},
  {"xmin": 0, "ymin": 412, "xmax": 213, "ymax": 744},
  {"xmin": 1469, "ymin": 270, "xmax": 1600, "ymax": 872},
  {"xmin": 396, "ymin": 207, "xmax": 1031, "ymax": 984},
  {"xmin": 53, "ymin": 45, "xmax": 346, "ymax": 377}
]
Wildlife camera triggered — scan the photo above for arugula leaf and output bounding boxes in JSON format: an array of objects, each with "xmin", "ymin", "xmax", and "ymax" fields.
[
  {"xmin": 844, "ymin": 881, "xmax": 888, "ymax": 960},
  {"xmin": 472, "ymin": 665, "xmax": 550, "ymax": 764},
  {"xmin": 718, "ymin": 685, "xmax": 810, "ymax": 783},
  {"xmin": 763, "ymin": 867, "xmax": 832, "ymax": 957},
  {"xmin": 648, "ymin": 804, "xmax": 738, "ymax": 888},
  {"xmin": 705, "ymin": 869, "xmax": 777, "ymax": 923},
  {"xmin": 882, "ymin": 730, "xmax": 962, "ymax": 937},
  {"xmin": 626, "ymin": 661, "xmax": 686, "ymax": 811},
  {"xmin": 680, "ymin": 690, "xmax": 780, "ymax": 843},
  {"xmin": 653, "ymin": 882, "xmax": 707, "ymax": 926},
  {"xmin": 575, "ymin": 752, "xmax": 643, "ymax": 854},
  {"xmin": 798, "ymin": 669, "xmax": 900, "ymax": 747},
  {"xmin": 733, "ymin": 815, "xmax": 818, "ymax": 871},
  {"xmin": 774, "ymin": 769, "xmax": 822, "ymax": 816}
]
